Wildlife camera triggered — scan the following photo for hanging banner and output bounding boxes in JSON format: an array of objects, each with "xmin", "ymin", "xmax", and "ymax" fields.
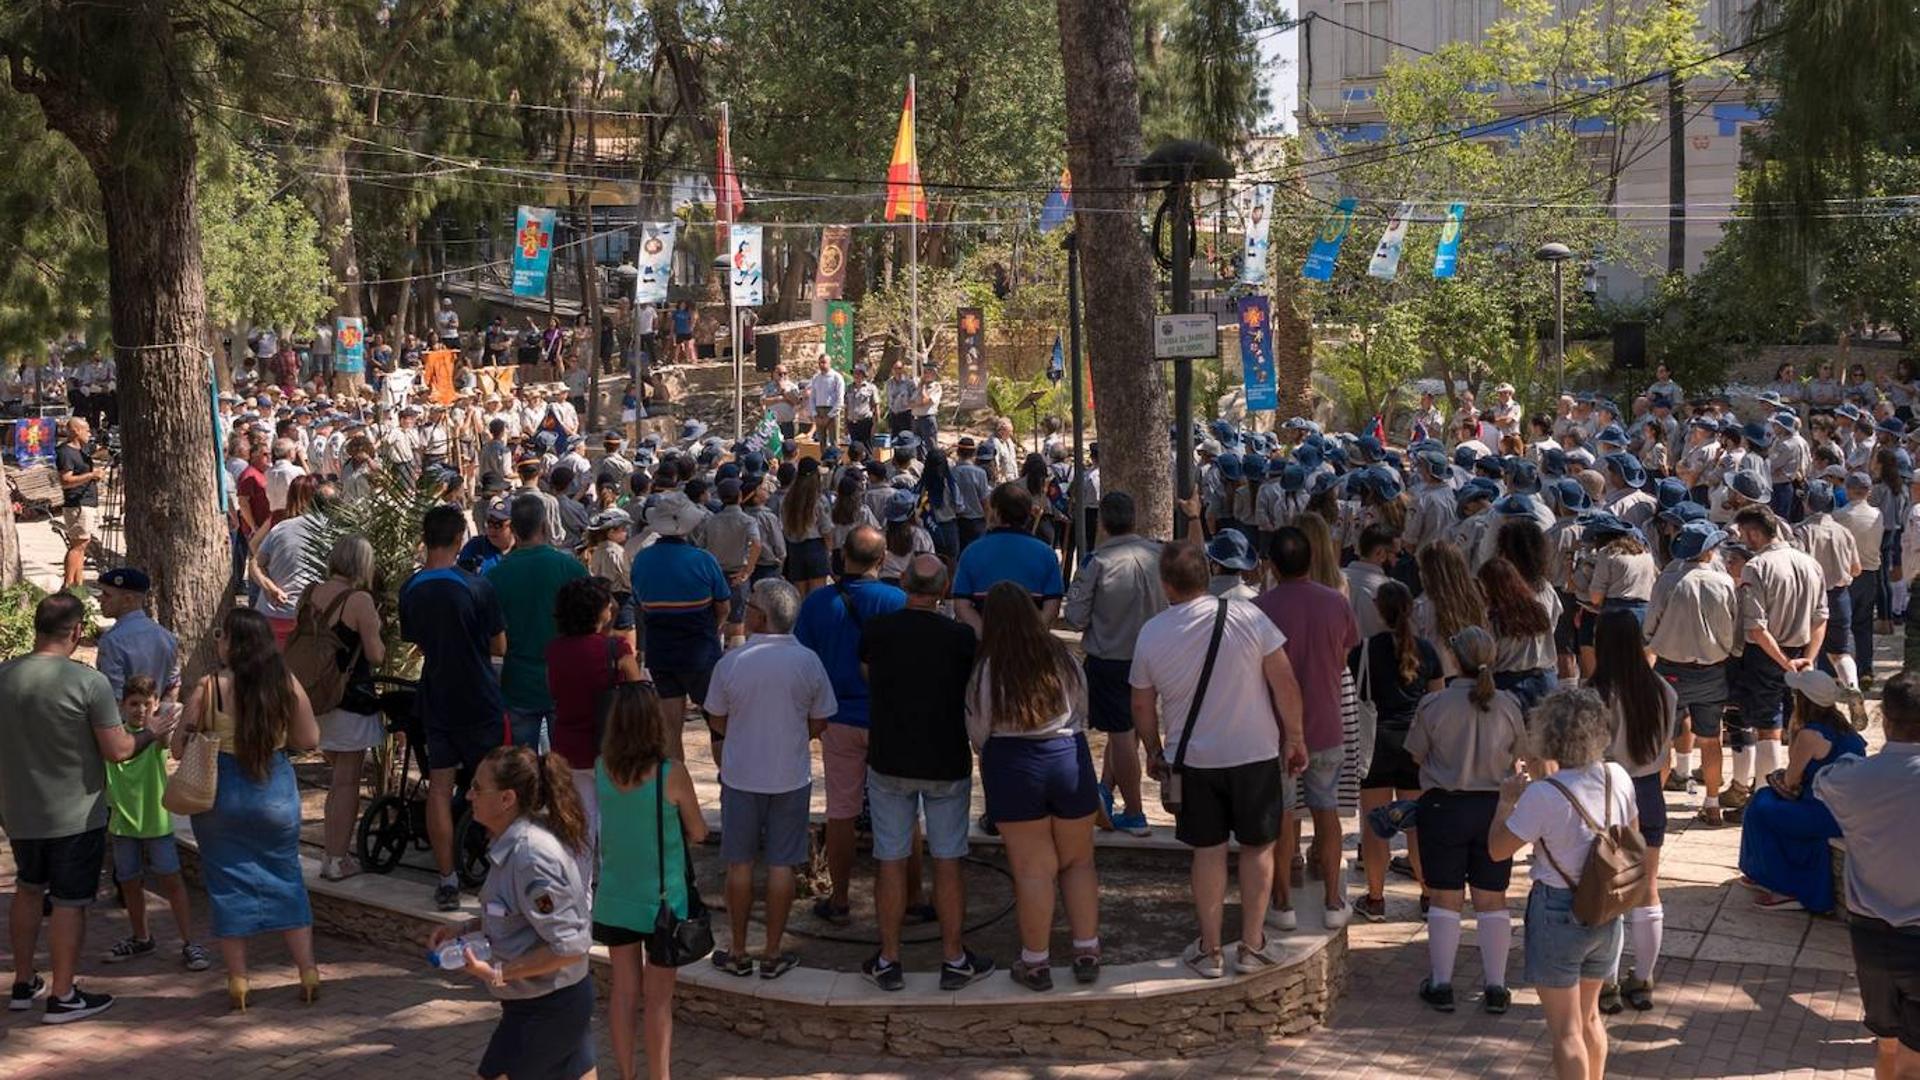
[
  {"xmin": 816, "ymin": 226, "xmax": 851, "ymax": 300},
  {"xmin": 744, "ymin": 408, "xmax": 784, "ymax": 457},
  {"xmin": 1047, "ymin": 334, "xmax": 1064, "ymax": 383},
  {"xmin": 634, "ymin": 222, "xmax": 676, "ymax": 303},
  {"xmin": 423, "ymin": 348, "xmax": 458, "ymax": 405},
  {"xmin": 824, "ymin": 300, "xmax": 855, "ymax": 372},
  {"xmin": 1039, "ymin": 168, "xmax": 1073, "ymax": 233},
  {"xmin": 1237, "ymin": 296, "xmax": 1278, "ymax": 412},
  {"xmin": 333, "ymin": 316, "xmax": 366, "ymax": 375},
  {"xmin": 1432, "ymin": 202, "xmax": 1467, "ymax": 279},
  {"xmin": 510, "ymin": 206, "xmax": 557, "ymax": 297},
  {"xmin": 1366, "ymin": 202, "xmax": 1416, "ymax": 280},
  {"xmin": 11, "ymin": 415, "xmax": 55, "ymax": 469},
  {"xmin": 957, "ymin": 307, "xmax": 989, "ymax": 408},
  {"xmin": 729, "ymin": 223, "xmax": 763, "ymax": 307},
  {"xmin": 1240, "ymin": 183, "xmax": 1276, "ymax": 285},
  {"xmin": 1301, "ymin": 197, "xmax": 1356, "ymax": 281}
]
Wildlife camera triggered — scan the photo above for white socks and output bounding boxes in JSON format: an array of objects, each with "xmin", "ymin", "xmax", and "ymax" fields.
[
  {"xmin": 1672, "ymin": 750, "xmax": 1694, "ymax": 779},
  {"xmin": 1478, "ymin": 910, "xmax": 1512, "ymax": 990},
  {"xmin": 1835, "ymin": 654, "xmax": 1859, "ymax": 689},
  {"xmin": 1755, "ymin": 739, "xmax": 1784, "ymax": 778},
  {"xmin": 1732, "ymin": 746, "xmax": 1757, "ymax": 788},
  {"xmin": 1628, "ymin": 904, "xmax": 1665, "ymax": 983},
  {"xmin": 1427, "ymin": 907, "xmax": 1462, "ymax": 985}
]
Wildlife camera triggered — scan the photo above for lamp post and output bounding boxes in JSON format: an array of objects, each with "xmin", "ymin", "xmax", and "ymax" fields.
[{"xmin": 1534, "ymin": 242, "xmax": 1573, "ymax": 394}]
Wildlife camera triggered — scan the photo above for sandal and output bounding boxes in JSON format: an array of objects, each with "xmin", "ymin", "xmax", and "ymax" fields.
[
  {"xmin": 1695, "ymin": 805, "xmax": 1725, "ymax": 827},
  {"xmin": 1598, "ymin": 981, "xmax": 1624, "ymax": 1015},
  {"xmin": 1622, "ymin": 974, "xmax": 1654, "ymax": 1011}
]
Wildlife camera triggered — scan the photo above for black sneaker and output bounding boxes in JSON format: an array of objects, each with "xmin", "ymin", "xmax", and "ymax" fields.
[
  {"xmin": 44, "ymin": 985, "xmax": 115, "ymax": 1024},
  {"xmin": 940, "ymin": 949, "xmax": 995, "ymax": 990},
  {"xmin": 862, "ymin": 952, "xmax": 905, "ymax": 992},
  {"xmin": 104, "ymin": 935, "xmax": 156, "ymax": 963},
  {"xmin": 9, "ymin": 975, "xmax": 45, "ymax": 1011},
  {"xmin": 434, "ymin": 883, "xmax": 461, "ymax": 912},
  {"xmin": 1418, "ymin": 977, "xmax": 1455, "ymax": 1013},
  {"xmin": 1598, "ymin": 981, "xmax": 1624, "ymax": 1015},
  {"xmin": 1483, "ymin": 985, "xmax": 1512, "ymax": 1014}
]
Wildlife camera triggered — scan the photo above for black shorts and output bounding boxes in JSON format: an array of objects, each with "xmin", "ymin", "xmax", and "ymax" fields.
[
  {"xmin": 592, "ymin": 920, "xmax": 653, "ymax": 948},
  {"xmin": 1632, "ymin": 771, "xmax": 1668, "ymax": 847},
  {"xmin": 1730, "ymin": 645, "xmax": 1799, "ymax": 733},
  {"xmin": 1657, "ymin": 659, "xmax": 1729, "ymax": 738},
  {"xmin": 1082, "ymin": 655, "xmax": 1135, "ymax": 735},
  {"xmin": 1852, "ymin": 915, "xmax": 1920, "ymax": 1052},
  {"xmin": 1553, "ymin": 590, "xmax": 1578, "ymax": 653},
  {"xmin": 1173, "ymin": 759, "xmax": 1283, "ymax": 849},
  {"xmin": 1360, "ymin": 728, "xmax": 1421, "ymax": 791},
  {"xmin": 10, "ymin": 828, "xmax": 107, "ymax": 906},
  {"xmin": 478, "ymin": 975, "xmax": 596, "ymax": 1080},
  {"xmin": 653, "ymin": 665, "xmax": 713, "ymax": 705},
  {"xmin": 425, "ymin": 721, "xmax": 501, "ymax": 775},
  {"xmin": 1415, "ymin": 789, "xmax": 1512, "ymax": 892}
]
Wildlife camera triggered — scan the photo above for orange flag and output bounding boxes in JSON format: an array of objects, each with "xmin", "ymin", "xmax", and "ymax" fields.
[{"xmin": 885, "ymin": 85, "xmax": 928, "ymax": 222}]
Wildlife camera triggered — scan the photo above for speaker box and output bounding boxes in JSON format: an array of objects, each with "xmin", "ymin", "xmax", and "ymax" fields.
[
  {"xmin": 754, "ymin": 333, "xmax": 781, "ymax": 373},
  {"xmin": 1613, "ymin": 321, "xmax": 1646, "ymax": 369}
]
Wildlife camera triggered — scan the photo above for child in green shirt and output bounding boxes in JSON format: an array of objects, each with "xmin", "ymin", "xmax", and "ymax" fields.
[{"xmin": 104, "ymin": 676, "xmax": 209, "ymax": 970}]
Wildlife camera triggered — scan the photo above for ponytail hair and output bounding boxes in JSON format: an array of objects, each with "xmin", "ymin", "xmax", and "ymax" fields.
[
  {"xmin": 482, "ymin": 745, "xmax": 590, "ymax": 854},
  {"xmin": 1449, "ymin": 625, "xmax": 1498, "ymax": 710},
  {"xmin": 1374, "ymin": 580, "xmax": 1422, "ymax": 686}
]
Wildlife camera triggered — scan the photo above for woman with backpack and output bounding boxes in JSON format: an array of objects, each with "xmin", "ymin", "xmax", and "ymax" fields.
[
  {"xmin": 293, "ymin": 535, "xmax": 386, "ymax": 882},
  {"xmin": 1490, "ymin": 687, "xmax": 1641, "ymax": 1080}
]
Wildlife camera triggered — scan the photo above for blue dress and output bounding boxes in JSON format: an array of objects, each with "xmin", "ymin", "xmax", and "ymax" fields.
[
  {"xmin": 190, "ymin": 687, "xmax": 313, "ymax": 939},
  {"xmin": 1737, "ymin": 721, "xmax": 1867, "ymax": 913}
]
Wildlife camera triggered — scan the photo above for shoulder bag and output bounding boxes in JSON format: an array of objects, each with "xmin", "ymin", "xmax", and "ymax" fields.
[
  {"xmin": 1352, "ymin": 636, "xmax": 1377, "ymax": 775},
  {"xmin": 646, "ymin": 761, "xmax": 715, "ymax": 967},
  {"xmin": 1159, "ymin": 598, "xmax": 1230, "ymax": 817},
  {"xmin": 163, "ymin": 676, "xmax": 220, "ymax": 816},
  {"xmin": 1536, "ymin": 768, "xmax": 1650, "ymax": 926}
]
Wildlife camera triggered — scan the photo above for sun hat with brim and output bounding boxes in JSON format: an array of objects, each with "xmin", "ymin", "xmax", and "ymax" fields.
[
  {"xmin": 1769, "ymin": 410, "xmax": 1800, "ymax": 433},
  {"xmin": 1805, "ymin": 479, "xmax": 1836, "ymax": 513},
  {"xmin": 1728, "ymin": 471, "xmax": 1769, "ymax": 502},
  {"xmin": 1455, "ymin": 478, "xmax": 1500, "ymax": 509},
  {"xmin": 1363, "ymin": 465, "xmax": 1403, "ymax": 501},
  {"xmin": 1657, "ymin": 501, "xmax": 1708, "ymax": 527},
  {"xmin": 1504, "ymin": 458, "xmax": 1541, "ymax": 494},
  {"xmin": 1836, "ymin": 403, "xmax": 1865, "ymax": 423},
  {"xmin": 1580, "ymin": 511, "xmax": 1637, "ymax": 542},
  {"xmin": 1294, "ymin": 443, "xmax": 1324, "ymax": 472},
  {"xmin": 1784, "ymin": 667, "xmax": 1863, "ymax": 709},
  {"xmin": 1688, "ymin": 415, "xmax": 1720, "ymax": 432},
  {"xmin": 1205, "ymin": 528, "xmax": 1257, "ymax": 572},
  {"xmin": 1742, "ymin": 421, "xmax": 1773, "ymax": 451},
  {"xmin": 1243, "ymin": 454, "xmax": 1269, "ymax": 482},
  {"xmin": 1216, "ymin": 452, "xmax": 1244, "ymax": 482},
  {"xmin": 1603, "ymin": 451, "xmax": 1647, "ymax": 488},
  {"xmin": 1492, "ymin": 493, "xmax": 1539, "ymax": 517},
  {"xmin": 884, "ymin": 488, "xmax": 919, "ymax": 523},
  {"xmin": 1414, "ymin": 450, "xmax": 1450, "ymax": 482},
  {"xmin": 645, "ymin": 491, "xmax": 708, "ymax": 537},
  {"xmin": 1670, "ymin": 520, "xmax": 1727, "ymax": 561},
  {"xmin": 1595, "ymin": 424, "xmax": 1628, "ymax": 447},
  {"xmin": 1879, "ymin": 417, "xmax": 1908, "ymax": 437},
  {"xmin": 589, "ymin": 508, "xmax": 632, "ymax": 531},
  {"xmin": 1279, "ymin": 463, "xmax": 1307, "ymax": 492},
  {"xmin": 1539, "ymin": 447, "xmax": 1569, "ymax": 479},
  {"xmin": 1656, "ymin": 476, "xmax": 1688, "ymax": 509},
  {"xmin": 1549, "ymin": 477, "xmax": 1591, "ymax": 512}
]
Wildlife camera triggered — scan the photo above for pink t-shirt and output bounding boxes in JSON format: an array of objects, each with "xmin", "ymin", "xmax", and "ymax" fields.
[{"xmin": 1253, "ymin": 580, "xmax": 1359, "ymax": 753}]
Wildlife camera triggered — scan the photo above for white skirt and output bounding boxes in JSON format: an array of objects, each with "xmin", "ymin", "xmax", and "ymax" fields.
[{"xmin": 317, "ymin": 709, "xmax": 384, "ymax": 753}]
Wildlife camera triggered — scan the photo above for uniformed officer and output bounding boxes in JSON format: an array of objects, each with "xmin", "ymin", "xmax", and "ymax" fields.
[
  {"xmin": 1791, "ymin": 480, "xmax": 1863, "ymax": 687},
  {"xmin": 1644, "ymin": 520, "xmax": 1740, "ymax": 825},
  {"xmin": 1767, "ymin": 411, "xmax": 1813, "ymax": 521},
  {"xmin": 431, "ymin": 745, "xmax": 597, "ymax": 1080},
  {"xmin": 1602, "ymin": 453, "xmax": 1658, "ymax": 532},
  {"xmin": 1724, "ymin": 506, "xmax": 1828, "ymax": 817}
]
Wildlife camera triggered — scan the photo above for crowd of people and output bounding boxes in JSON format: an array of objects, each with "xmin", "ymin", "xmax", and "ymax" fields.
[{"xmin": 4, "ymin": 357, "xmax": 1920, "ymax": 1080}]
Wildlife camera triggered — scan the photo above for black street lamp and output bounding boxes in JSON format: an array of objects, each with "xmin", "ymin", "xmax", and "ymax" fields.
[{"xmin": 1534, "ymin": 242, "xmax": 1573, "ymax": 395}]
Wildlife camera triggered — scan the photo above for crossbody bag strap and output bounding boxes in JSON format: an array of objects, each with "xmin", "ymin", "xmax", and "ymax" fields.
[
  {"xmin": 832, "ymin": 579, "xmax": 864, "ymax": 629},
  {"xmin": 1535, "ymin": 772, "xmax": 1611, "ymax": 887},
  {"xmin": 654, "ymin": 760, "xmax": 669, "ymax": 903},
  {"xmin": 1169, "ymin": 599, "xmax": 1231, "ymax": 772},
  {"xmin": 1356, "ymin": 637, "xmax": 1372, "ymax": 705}
]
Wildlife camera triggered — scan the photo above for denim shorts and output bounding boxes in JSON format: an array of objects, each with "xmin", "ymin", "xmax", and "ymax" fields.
[
  {"xmin": 720, "ymin": 783, "xmax": 812, "ymax": 867},
  {"xmin": 1297, "ymin": 745, "xmax": 1344, "ymax": 811},
  {"xmin": 112, "ymin": 834, "xmax": 182, "ymax": 883},
  {"xmin": 1523, "ymin": 882, "xmax": 1624, "ymax": 989},
  {"xmin": 866, "ymin": 769, "xmax": 972, "ymax": 861}
]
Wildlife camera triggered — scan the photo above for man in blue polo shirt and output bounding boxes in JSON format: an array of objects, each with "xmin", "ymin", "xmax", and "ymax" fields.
[
  {"xmin": 399, "ymin": 504, "xmax": 507, "ymax": 911},
  {"xmin": 794, "ymin": 525, "xmax": 906, "ymax": 923},
  {"xmin": 951, "ymin": 481, "xmax": 1065, "ymax": 633},
  {"xmin": 630, "ymin": 491, "xmax": 731, "ymax": 765},
  {"xmin": 94, "ymin": 567, "xmax": 180, "ymax": 701}
]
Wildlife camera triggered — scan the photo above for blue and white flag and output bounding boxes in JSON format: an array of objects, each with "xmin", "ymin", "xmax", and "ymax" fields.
[
  {"xmin": 1047, "ymin": 334, "xmax": 1064, "ymax": 382},
  {"xmin": 634, "ymin": 222, "xmax": 676, "ymax": 303},
  {"xmin": 1301, "ymin": 198, "xmax": 1356, "ymax": 281},
  {"xmin": 1237, "ymin": 296, "xmax": 1278, "ymax": 412},
  {"xmin": 510, "ymin": 206, "xmax": 557, "ymax": 297},
  {"xmin": 1367, "ymin": 202, "xmax": 1416, "ymax": 280},
  {"xmin": 1432, "ymin": 203, "xmax": 1467, "ymax": 279},
  {"xmin": 334, "ymin": 316, "xmax": 366, "ymax": 374}
]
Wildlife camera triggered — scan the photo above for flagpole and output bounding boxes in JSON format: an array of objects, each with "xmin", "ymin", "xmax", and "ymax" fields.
[
  {"xmin": 908, "ymin": 73, "xmax": 920, "ymax": 379},
  {"xmin": 722, "ymin": 99, "xmax": 743, "ymax": 441}
]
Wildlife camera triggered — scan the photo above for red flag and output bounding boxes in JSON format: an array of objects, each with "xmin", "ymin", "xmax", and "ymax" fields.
[
  {"xmin": 716, "ymin": 112, "xmax": 745, "ymax": 247},
  {"xmin": 885, "ymin": 85, "xmax": 927, "ymax": 222}
]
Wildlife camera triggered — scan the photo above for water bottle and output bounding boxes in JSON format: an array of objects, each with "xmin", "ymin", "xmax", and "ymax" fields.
[{"xmin": 429, "ymin": 934, "xmax": 491, "ymax": 970}]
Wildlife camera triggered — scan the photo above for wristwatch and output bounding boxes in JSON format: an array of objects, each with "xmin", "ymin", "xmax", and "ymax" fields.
[{"xmin": 490, "ymin": 962, "xmax": 508, "ymax": 988}]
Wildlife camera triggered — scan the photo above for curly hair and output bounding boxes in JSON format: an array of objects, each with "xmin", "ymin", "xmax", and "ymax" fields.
[
  {"xmin": 554, "ymin": 576, "xmax": 615, "ymax": 637},
  {"xmin": 1530, "ymin": 687, "xmax": 1614, "ymax": 767}
]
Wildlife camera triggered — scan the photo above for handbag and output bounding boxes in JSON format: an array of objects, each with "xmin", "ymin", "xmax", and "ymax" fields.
[
  {"xmin": 163, "ymin": 676, "xmax": 220, "ymax": 816},
  {"xmin": 1160, "ymin": 598, "xmax": 1230, "ymax": 817},
  {"xmin": 1353, "ymin": 637, "xmax": 1378, "ymax": 778},
  {"xmin": 646, "ymin": 762, "xmax": 715, "ymax": 967}
]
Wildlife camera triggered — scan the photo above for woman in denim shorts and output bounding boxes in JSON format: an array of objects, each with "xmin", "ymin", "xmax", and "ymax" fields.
[{"xmin": 1491, "ymin": 688, "xmax": 1639, "ymax": 1080}]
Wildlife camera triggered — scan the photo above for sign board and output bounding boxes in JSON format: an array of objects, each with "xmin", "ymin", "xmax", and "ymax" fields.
[{"xmin": 1153, "ymin": 314, "xmax": 1218, "ymax": 360}]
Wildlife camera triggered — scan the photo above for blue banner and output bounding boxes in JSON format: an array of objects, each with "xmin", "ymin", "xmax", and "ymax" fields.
[
  {"xmin": 1301, "ymin": 198, "xmax": 1356, "ymax": 281},
  {"xmin": 511, "ymin": 206, "xmax": 557, "ymax": 297},
  {"xmin": 1237, "ymin": 295, "xmax": 1278, "ymax": 412},
  {"xmin": 634, "ymin": 222, "xmax": 676, "ymax": 304},
  {"xmin": 333, "ymin": 316, "xmax": 366, "ymax": 374},
  {"xmin": 1047, "ymin": 334, "xmax": 1064, "ymax": 382},
  {"xmin": 12, "ymin": 415, "xmax": 55, "ymax": 469},
  {"xmin": 1432, "ymin": 202, "xmax": 1467, "ymax": 279}
]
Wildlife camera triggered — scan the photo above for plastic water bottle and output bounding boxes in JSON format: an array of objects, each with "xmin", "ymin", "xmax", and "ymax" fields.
[{"xmin": 429, "ymin": 935, "xmax": 491, "ymax": 970}]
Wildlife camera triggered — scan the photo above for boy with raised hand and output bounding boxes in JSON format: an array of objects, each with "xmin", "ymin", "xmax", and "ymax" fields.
[{"xmin": 102, "ymin": 675, "xmax": 210, "ymax": 972}]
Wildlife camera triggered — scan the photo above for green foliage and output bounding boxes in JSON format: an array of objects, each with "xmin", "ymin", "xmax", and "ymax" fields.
[
  {"xmin": 857, "ymin": 265, "xmax": 971, "ymax": 374},
  {"xmin": 1136, "ymin": 0, "xmax": 1286, "ymax": 154},
  {"xmin": 200, "ymin": 152, "xmax": 335, "ymax": 332},
  {"xmin": 297, "ymin": 466, "xmax": 443, "ymax": 679},
  {"xmin": 0, "ymin": 581, "xmax": 47, "ymax": 661},
  {"xmin": 986, "ymin": 371, "xmax": 1070, "ymax": 441},
  {"xmin": 0, "ymin": 93, "xmax": 107, "ymax": 355}
]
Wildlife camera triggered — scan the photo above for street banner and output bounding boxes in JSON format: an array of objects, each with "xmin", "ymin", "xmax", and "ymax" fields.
[
  {"xmin": 1039, "ymin": 168, "xmax": 1073, "ymax": 232},
  {"xmin": 816, "ymin": 226, "xmax": 851, "ymax": 299},
  {"xmin": 1301, "ymin": 197, "xmax": 1356, "ymax": 281},
  {"xmin": 824, "ymin": 300, "xmax": 855, "ymax": 372},
  {"xmin": 729, "ymin": 223, "xmax": 763, "ymax": 306},
  {"xmin": 511, "ymin": 206, "xmax": 557, "ymax": 297},
  {"xmin": 957, "ymin": 307, "xmax": 989, "ymax": 408},
  {"xmin": 1047, "ymin": 334, "xmax": 1064, "ymax": 383},
  {"xmin": 635, "ymin": 222, "xmax": 676, "ymax": 303},
  {"xmin": 1366, "ymin": 202, "xmax": 1416, "ymax": 280},
  {"xmin": 12, "ymin": 415, "xmax": 54, "ymax": 468},
  {"xmin": 1237, "ymin": 295, "xmax": 1278, "ymax": 412},
  {"xmin": 744, "ymin": 408, "xmax": 784, "ymax": 457},
  {"xmin": 1240, "ymin": 183, "xmax": 1275, "ymax": 285},
  {"xmin": 333, "ymin": 316, "xmax": 366, "ymax": 374},
  {"xmin": 423, "ymin": 348, "xmax": 458, "ymax": 405},
  {"xmin": 1432, "ymin": 202, "xmax": 1467, "ymax": 279}
]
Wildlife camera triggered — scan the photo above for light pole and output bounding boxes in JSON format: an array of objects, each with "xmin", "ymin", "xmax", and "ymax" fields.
[{"xmin": 1535, "ymin": 242, "xmax": 1573, "ymax": 394}]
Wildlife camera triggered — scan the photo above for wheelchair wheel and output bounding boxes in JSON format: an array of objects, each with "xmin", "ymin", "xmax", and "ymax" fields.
[
  {"xmin": 358, "ymin": 795, "xmax": 411, "ymax": 873},
  {"xmin": 455, "ymin": 808, "xmax": 491, "ymax": 889}
]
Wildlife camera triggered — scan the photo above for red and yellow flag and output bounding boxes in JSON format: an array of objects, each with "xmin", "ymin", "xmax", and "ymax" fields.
[
  {"xmin": 885, "ymin": 84, "xmax": 927, "ymax": 222},
  {"xmin": 715, "ymin": 111, "xmax": 745, "ymax": 247}
]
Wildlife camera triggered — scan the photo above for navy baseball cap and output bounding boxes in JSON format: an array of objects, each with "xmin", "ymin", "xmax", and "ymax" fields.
[{"xmin": 99, "ymin": 567, "xmax": 150, "ymax": 592}]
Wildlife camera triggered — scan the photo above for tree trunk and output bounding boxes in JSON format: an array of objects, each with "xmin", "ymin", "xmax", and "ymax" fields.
[
  {"xmin": 0, "ymin": 473, "xmax": 19, "ymax": 589},
  {"xmin": 315, "ymin": 141, "xmax": 362, "ymax": 317},
  {"xmin": 1057, "ymin": 0, "xmax": 1172, "ymax": 536},
  {"xmin": 775, "ymin": 238, "xmax": 808, "ymax": 322}
]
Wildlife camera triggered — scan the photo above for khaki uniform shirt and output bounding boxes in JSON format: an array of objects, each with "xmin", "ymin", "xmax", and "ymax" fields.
[
  {"xmin": 1791, "ymin": 512, "xmax": 1860, "ymax": 590},
  {"xmin": 1738, "ymin": 539, "xmax": 1829, "ymax": 649},
  {"xmin": 1405, "ymin": 681, "xmax": 1528, "ymax": 792},
  {"xmin": 1644, "ymin": 559, "xmax": 1739, "ymax": 664}
]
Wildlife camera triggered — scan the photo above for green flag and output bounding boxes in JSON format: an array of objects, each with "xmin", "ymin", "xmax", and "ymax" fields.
[
  {"xmin": 746, "ymin": 408, "xmax": 784, "ymax": 457},
  {"xmin": 824, "ymin": 300, "xmax": 855, "ymax": 373}
]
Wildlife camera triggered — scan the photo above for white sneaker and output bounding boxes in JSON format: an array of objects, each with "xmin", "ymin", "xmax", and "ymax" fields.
[
  {"xmin": 1322, "ymin": 899, "xmax": 1352, "ymax": 929},
  {"xmin": 1265, "ymin": 904, "xmax": 1298, "ymax": 932}
]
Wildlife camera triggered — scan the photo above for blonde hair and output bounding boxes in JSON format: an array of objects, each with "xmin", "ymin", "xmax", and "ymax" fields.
[
  {"xmin": 327, "ymin": 534, "xmax": 376, "ymax": 590},
  {"xmin": 1298, "ymin": 511, "xmax": 1347, "ymax": 596},
  {"xmin": 1416, "ymin": 541, "xmax": 1487, "ymax": 641}
]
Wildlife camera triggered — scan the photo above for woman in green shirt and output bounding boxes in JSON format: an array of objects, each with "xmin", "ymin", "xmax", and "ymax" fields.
[{"xmin": 594, "ymin": 683, "xmax": 709, "ymax": 1080}]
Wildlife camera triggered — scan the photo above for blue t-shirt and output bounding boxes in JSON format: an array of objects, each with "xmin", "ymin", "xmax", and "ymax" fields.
[
  {"xmin": 630, "ymin": 537, "xmax": 731, "ymax": 673},
  {"xmin": 952, "ymin": 527, "xmax": 1065, "ymax": 606},
  {"xmin": 399, "ymin": 566, "xmax": 507, "ymax": 733},
  {"xmin": 793, "ymin": 577, "xmax": 907, "ymax": 728},
  {"xmin": 672, "ymin": 308, "xmax": 694, "ymax": 336},
  {"xmin": 456, "ymin": 536, "xmax": 508, "ymax": 576}
]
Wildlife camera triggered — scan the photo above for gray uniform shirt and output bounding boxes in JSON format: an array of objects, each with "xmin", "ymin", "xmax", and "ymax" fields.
[
  {"xmin": 953, "ymin": 462, "xmax": 990, "ymax": 519},
  {"xmin": 1590, "ymin": 547, "xmax": 1658, "ymax": 603},
  {"xmin": 1644, "ymin": 559, "xmax": 1739, "ymax": 664},
  {"xmin": 698, "ymin": 505, "xmax": 761, "ymax": 572},
  {"xmin": 1738, "ymin": 540, "xmax": 1829, "ymax": 649},
  {"xmin": 1791, "ymin": 513, "xmax": 1860, "ymax": 590},
  {"xmin": 1768, "ymin": 434, "xmax": 1812, "ymax": 484},
  {"xmin": 478, "ymin": 816, "xmax": 593, "ymax": 1000},
  {"xmin": 748, "ymin": 505, "xmax": 786, "ymax": 566},
  {"xmin": 1814, "ymin": 743, "xmax": 1920, "ymax": 928},
  {"xmin": 1833, "ymin": 500, "xmax": 1884, "ymax": 573},
  {"xmin": 1063, "ymin": 534, "xmax": 1168, "ymax": 660},
  {"xmin": 1606, "ymin": 488, "xmax": 1659, "ymax": 533},
  {"xmin": 1405, "ymin": 681, "xmax": 1529, "ymax": 792}
]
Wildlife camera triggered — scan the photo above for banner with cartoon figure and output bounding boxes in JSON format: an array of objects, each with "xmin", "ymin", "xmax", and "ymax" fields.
[
  {"xmin": 1301, "ymin": 197, "xmax": 1356, "ymax": 281},
  {"xmin": 1240, "ymin": 183, "xmax": 1275, "ymax": 285},
  {"xmin": 1237, "ymin": 296, "xmax": 1278, "ymax": 412},
  {"xmin": 511, "ymin": 206, "xmax": 557, "ymax": 297},
  {"xmin": 333, "ymin": 316, "xmax": 366, "ymax": 374},
  {"xmin": 1366, "ymin": 202, "xmax": 1416, "ymax": 280},
  {"xmin": 11, "ymin": 416, "xmax": 55, "ymax": 468},
  {"xmin": 1432, "ymin": 203, "xmax": 1467, "ymax": 279},
  {"xmin": 729, "ymin": 224, "xmax": 763, "ymax": 307},
  {"xmin": 634, "ymin": 222, "xmax": 676, "ymax": 304}
]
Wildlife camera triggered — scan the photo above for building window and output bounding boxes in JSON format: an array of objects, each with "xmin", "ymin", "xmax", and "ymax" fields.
[
  {"xmin": 1452, "ymin": 0, "xmax": 1503, "ymax": 42},
  {"xmin": 1713, "ymin": 0, "xmax": 1754, "ymax": 40},
  {"xmin": 1343, "ymin": 1, "xmax": 1390, "ymax": 77}
]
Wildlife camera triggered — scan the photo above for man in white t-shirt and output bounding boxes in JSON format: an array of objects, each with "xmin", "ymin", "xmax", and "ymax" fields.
[
  {"xmin": 265, "ymin": 438, "xmax": 307, "ymax": 514},
  {"xmin": 808, "ymin": 354, "xmax": 846, "ymax": 448},
  {"xmin": 1130, "ymin": 541, "xmax": 1306, "ymax": 979}
]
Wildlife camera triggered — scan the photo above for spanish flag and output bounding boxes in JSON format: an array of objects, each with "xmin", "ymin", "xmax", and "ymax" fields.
[{"xmin": 885, "ymin": 84, "xmax": 927, "ymax": 222}]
